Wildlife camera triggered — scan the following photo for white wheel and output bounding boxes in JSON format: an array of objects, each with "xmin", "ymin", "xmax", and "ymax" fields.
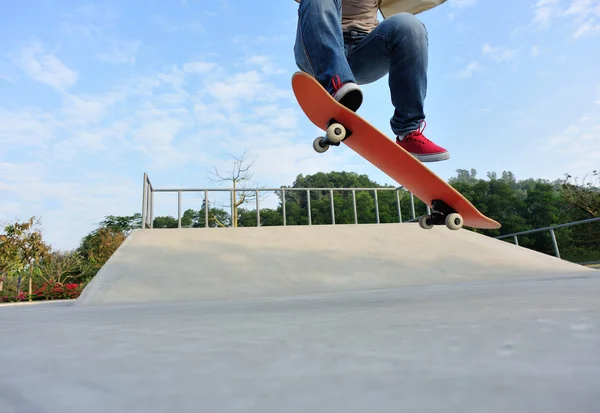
[
  {"xmin": 326, "ymin": 123, "xmax": 346, "ymax": 143},
  {"xmin": 313, "ymin": 136, "xmax": 329, "ymax": 153},
  {"xmin": 419, "ymin": 215, "xmax": 434, "ymax": 230},
  {"xmin": 445, "ymin": 213, "xmax": 463, "ymax": 230}
]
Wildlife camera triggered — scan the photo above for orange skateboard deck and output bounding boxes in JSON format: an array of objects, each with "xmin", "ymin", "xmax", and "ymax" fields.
[{"xmin": 291, "ymin": 71, "xmax": 501, "ymax": 231}]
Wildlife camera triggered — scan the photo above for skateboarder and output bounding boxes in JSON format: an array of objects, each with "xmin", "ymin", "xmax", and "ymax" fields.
[{"xmin": 293, "ymin": 0, "xmax": 449, "ymax": 162}]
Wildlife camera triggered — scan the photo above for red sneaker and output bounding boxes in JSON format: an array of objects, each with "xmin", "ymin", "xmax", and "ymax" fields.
[
  {"xmin": 396, "ymin": 121, "xmax": 449, "ymax": 162},
  {"xmin": 331, "ymin": 75, "xmax": 362, "ymax": 112}
]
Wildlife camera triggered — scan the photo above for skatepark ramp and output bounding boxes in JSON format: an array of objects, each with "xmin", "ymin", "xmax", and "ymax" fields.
[{"xmin": 75, "ymin": 223, "xmax": 594, "ymax": 307}]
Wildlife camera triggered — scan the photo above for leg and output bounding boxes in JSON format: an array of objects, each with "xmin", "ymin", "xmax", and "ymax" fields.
[
  {"xmin": 347, "ymin": 13, "xmax": 449, "ymax": 162},
  {"xmin": 348, "ymin": 13, "xmax": 427, "ymax": 136},
  {"xmin": 294, "ymin": 0, "xmax": 363, "ymax": 110}
]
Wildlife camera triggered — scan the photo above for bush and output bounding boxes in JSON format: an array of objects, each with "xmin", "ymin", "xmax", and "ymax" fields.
[{"xmin": 0, "ymin": 281, "xmax": 85, "ymax": 303}]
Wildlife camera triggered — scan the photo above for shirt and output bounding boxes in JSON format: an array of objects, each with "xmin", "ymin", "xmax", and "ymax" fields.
[
  {"xmin": 294, "ymin": 0, "xmax": 382, "ymax": 33},
  {"xmin": 341, "ymin": 0, "xmax": 382, "ymax": 33}
]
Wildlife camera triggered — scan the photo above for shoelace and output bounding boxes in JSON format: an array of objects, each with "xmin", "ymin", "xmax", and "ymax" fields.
[
  {"xmin": 331, "ymin": 75, "xmax": 343, "ymax": 92},
  {"xmin": 403, "ymin": 120, "xmax": 430, "ymax": 144}
]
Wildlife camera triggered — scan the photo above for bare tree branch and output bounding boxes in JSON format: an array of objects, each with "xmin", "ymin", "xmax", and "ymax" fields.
[{"xmin": 208, "ymin": 148, "xmax": 268, "ymax": 226}]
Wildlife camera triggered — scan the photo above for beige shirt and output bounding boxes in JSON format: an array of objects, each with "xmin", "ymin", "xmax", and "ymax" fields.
[
  {"xmin": 342, "ymin": 0, "xmax": 382, "ymax": 33},
  {"xmin": 295, "ymin": 0, "xmax": 382, "ymax": 33}
]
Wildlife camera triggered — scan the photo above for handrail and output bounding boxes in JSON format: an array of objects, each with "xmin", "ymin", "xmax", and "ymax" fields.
[
  {"xmin": 495, "ymin": 217, "xmax": 600, "ymax": 238},
  {"xmin": 142, "ymin": 173, "xmax": 598, "ymax": 264},
  {"xmin": 140, "ymin": 173, "xmax": 418, "ymax": 229},
  {"xmin": 495, "ymin": 217, "xmax": 600, "ymax": 260}
]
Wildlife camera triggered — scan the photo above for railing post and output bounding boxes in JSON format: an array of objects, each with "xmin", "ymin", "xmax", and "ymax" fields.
[
  {"xmin": 150, "ymin": 190, "xmax": 154, "ymax": 228},
  {"xmin": 352, "ymin": 190, "xmax": 357, "ymax": 224},
  {"xmin": 282, "ymin": 189, "xmax": 286, "ymax": 226},
  {"xmin": 330, "ymin": 189, "xmax": 335, "ymax": 225},
  {"xmin": 142, "ymin": 173, "xmax": 148, "ymax": 229},
  {"xmin": 549, "ymin": 229, "xmax": 560, "ymax": 258},
  {"xmin": 256, "ymin": 189, "xmax": 260, "ymax": 226},
  {"xmin": 410, "ymin": 192, "xmax": 416, "ymax": 219},
  {"xmin": 374, "ymin": 189, "xmax": 380, "ymax": 224},
  {"xmin": 178, "ymin": 190, "xmax": 182, "ymax": 228},
  {"xmin": 231, "ymin": 190, "xmax": 235, "ymax": 227},
  {"xmin": 513, "ymin": 235, "xmax": 519, "ymax": 246},
  {"xmin": 307, "ymin": 190, "xmax": 312, "ymax": 225},
  {"xmin": 204, "ymin": 190, "xmax": 209, "ymax": 228},
  {"xmin": 396, "ymin": 189, "xmax": 402, "ymax": 223}
]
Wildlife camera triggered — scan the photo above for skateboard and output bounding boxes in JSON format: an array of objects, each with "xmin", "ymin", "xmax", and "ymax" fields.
[{"xmin": 291, "ymin": 71, "xmax": 501, "ymax": 231}]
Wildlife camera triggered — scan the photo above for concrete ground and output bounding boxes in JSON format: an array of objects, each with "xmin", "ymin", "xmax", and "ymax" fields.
[{"xmin": 1, "ymin": 225, "xmax": 599, "ymax": 412}]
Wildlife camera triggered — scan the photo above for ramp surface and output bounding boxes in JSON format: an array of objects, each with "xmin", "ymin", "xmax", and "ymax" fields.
[
  {"xmin": 2, "ymin": 224, "xmax": 599, "ymax": 412},
  {"xmin": 76, "ymin": 223, "xmax": 593, "ymax": 306}
]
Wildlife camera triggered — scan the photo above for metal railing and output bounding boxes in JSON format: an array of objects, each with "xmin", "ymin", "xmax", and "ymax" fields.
[
  {"xmin": 141, "ymin": 173, "xmax": 418, "ymax": 229},
  {"xmin": 495, "ymin": 217, "xmax": 600, "ymax": 260},
  {"xmin": 142, "ymin": 173, "xmax": 599, "ymax": 264}
]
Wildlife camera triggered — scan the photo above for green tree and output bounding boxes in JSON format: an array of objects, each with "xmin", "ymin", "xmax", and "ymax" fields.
[
  {"xmin": 152, "ymin": 216, "xmax": 179, "ymax": 228},
  {"xmin": 99, "ymin": 213, "xmax": 142, "ymax": 233},
  {"xmin": 77, "ymin": 227, "xmax": 126, "ymax": 276},
  {"xmin": 0, "ymin": 217, "xmax": 51, "ymax": 300}
]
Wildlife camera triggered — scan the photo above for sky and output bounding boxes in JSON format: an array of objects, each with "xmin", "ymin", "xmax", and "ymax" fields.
[{"xmin": 1, "ymin": 0, "xmax": 599, "ymax": 251}]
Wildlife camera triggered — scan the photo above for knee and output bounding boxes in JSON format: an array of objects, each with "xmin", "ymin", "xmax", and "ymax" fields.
[
  {"xmin": 299, "ymin": 0, "xmax": 341, "ymax": 14},
  {"xmin": 384, "ymin": 12, "xmax": 428, "ymax": 43}
]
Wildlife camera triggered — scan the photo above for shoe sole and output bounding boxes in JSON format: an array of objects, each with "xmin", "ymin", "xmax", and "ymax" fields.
[
  {"xmin": 337, "ymin": 88, "xmax": 363, "ymax": 112},
  {"xmin": 411, "ymin": 151, "xmax": 450, "ymax": 162}
]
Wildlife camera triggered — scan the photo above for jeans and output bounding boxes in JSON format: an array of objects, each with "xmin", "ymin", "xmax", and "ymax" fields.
[{"xmin": 293, "ymin": 0, "xmax": 428, "ymax": 136}]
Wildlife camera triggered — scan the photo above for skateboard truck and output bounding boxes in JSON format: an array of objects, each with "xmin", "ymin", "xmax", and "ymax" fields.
[
  {"xmin": 313, "ymin": 118, "xmax": 353, "ymax": 153},
  {"xmin": 418, "ymin": 199, "xmax": 464, "ymax": 231}
]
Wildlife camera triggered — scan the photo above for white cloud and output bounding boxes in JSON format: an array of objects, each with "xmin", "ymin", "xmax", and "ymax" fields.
[
  {"xmin": 0, "ymin": 162, "xmax": 140, "ymax": 251},
  {"xmin": 183, "ymin": 61, "xmax": 218, "ymax": 74},
  {"xmin": 565, "ymin": 0, "xmax": 600, "ymax": 21},
  {"xmin": 531, "ymin": 0, "xmax": 562, "ymax": 30},
  {"xmin": 245, "ymin": 55, "xmax": 286, "ymax": 76},
  {"xmin": 525, "ymin": 0, "xmax": 600, "ymax": 37},
  {"xmin": 541, "ymin": 85, "xmax": 600, "ymax": 176},
  {"xmin": 445, "ymin": 0, "xmax": 478, "ymax": 20},
  {"xmin": 531, "ymin": 45, "xmax": 541, "ymax": 57},
  {"xmin": 482, "ymin": 43, "xmax": 520, "ymax": 63},
  {"xmin": 1, "ymin": 51, "xmax": 357, "ymax": 250},
  {"xmin": 0, "ymin": 108, "xmax": 58, "ymax": 153},
  {"xmin": 452, "ymin": 61, "xmax": 481, "ymax": 79},
  {"xmin": 449, "ymin": 0, "xmax": 478, "ymax": 8},
  {"xmin": 60, "ymin": 91, "xmax": 126, "ymax": 124},
  {"xmin": 60, "ymin": 5, "xmax": 142, "ymax": 65},
  {"xmin": 152, "ymin": 15, "xmax": 204, "ymax": 34},
  {"xmin": 566, "ymin": 0, "xmax": 600, "ymax": 37},
  {"xmin": 572, "ymin": 17, "xmax": 600, "ymax": 37},
  {"xmin": 96, "ymin": 40, "xmax": 141, "ymax": 65},
  {"xmin": 14, "ymin": 43, "xmax": 78, "ymax": 91}
]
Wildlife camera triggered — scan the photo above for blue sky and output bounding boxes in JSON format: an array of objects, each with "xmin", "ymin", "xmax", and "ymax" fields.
[{"xmin": 1, "ymin": 0, "xmax": 599, "ymax": 250}]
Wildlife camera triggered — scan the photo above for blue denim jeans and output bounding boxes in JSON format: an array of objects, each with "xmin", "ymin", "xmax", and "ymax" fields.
[{"xmin": 294, "ymin": 0, "xmax": 428, "ymax": 136}]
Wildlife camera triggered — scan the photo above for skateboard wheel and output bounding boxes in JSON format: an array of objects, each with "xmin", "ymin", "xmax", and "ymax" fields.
[
  {"xmin": 418, "ymin": 215, "xmax": 434, "ymax": 230},
  {"xmin": 326, "ymin": 123, "xmax": 346, "ymax": 143},
  {"xmin": 313, "ymin": 136, "xmax": 329, "ymax": 153},
  {"xmin": 445, "ymin": 213, "xmax": 463, "ymax": 230}
]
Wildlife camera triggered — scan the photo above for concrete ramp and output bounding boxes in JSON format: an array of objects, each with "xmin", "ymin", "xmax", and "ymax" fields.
[{"xmin": 75, "ymin": 223, "xmax": 594, "ymax": 306}]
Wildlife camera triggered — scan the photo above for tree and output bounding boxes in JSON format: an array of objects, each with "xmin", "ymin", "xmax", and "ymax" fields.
[
  {"xmin": 449, "ymin": 168, "xmax": 479, "ymax": 185},
  {"xmin": 209, "ymin": 149, "xmax": 266, "ymax": 227},
  {"xmin": 152, "ymin": 216, "xmax": 179, "ymax": 228},
  {"xmin": 77, "ymin": 227, "xmax": 126, "ymax": 275},
  {"xmin": 38, "ymin": 251, "xmax": 90, "ymax": 286},
  {"xmin": 560, "ymin": 171, "xmax": 599, "ymax": 219},
  {"xmin": 0, "ymin": 217, "xmax": 51, "ymax": 300},
  {"xmin": 99, "ymin": 213, "xmax": 142, "ymax": 233},
  {"xmin": 557, "ymin": 171, "xmax": 600, "ymax": 261},
  {"xmin": 0, "ymin": 233, "xmax": 19, "ymax": 293}
]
